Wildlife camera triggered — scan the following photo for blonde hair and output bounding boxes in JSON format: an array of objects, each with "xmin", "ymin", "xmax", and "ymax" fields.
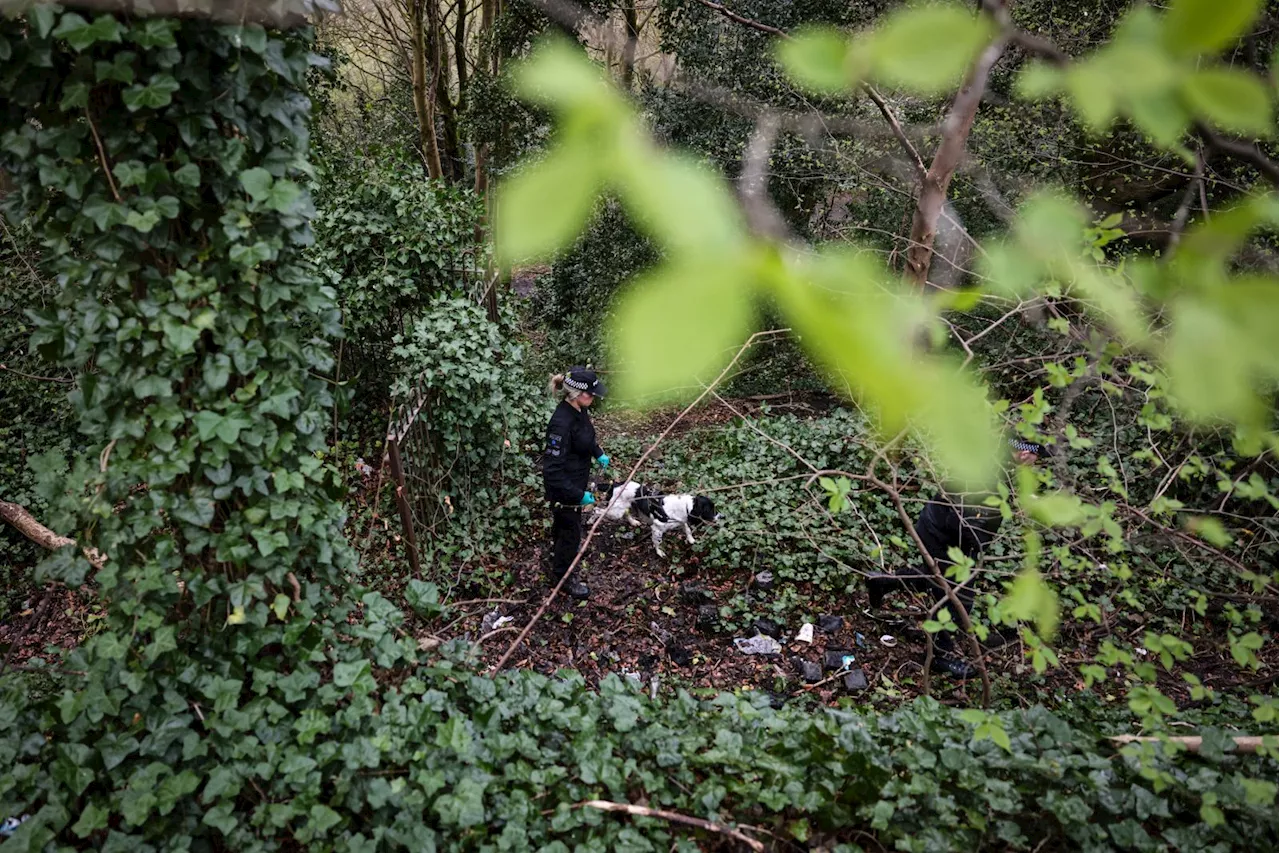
[{"xmin": 548, "ymin": 373, "xmax": 583, "ymax": 402}]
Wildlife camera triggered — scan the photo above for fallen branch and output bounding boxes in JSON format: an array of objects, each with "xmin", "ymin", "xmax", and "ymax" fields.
[
  {"xmin": 1109, "ymin": 735, "xmax": 1267, "ymax": 755},
  {"xmin": 579, "ymin": 799, "xmax": 765, "ymax": 852},
  {"xmin": 0, "ymin": 499, "xmax": 106, "ymax": 569}
]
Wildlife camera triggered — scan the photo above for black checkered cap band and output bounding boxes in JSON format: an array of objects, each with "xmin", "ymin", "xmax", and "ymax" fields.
[
  {"xmin": 1010, "ymin": 439, "xmax": 1052, "ymax": 457},
  {"xmin": 565, "ymin": 367, "xmax": 605, "ymax": 396}
]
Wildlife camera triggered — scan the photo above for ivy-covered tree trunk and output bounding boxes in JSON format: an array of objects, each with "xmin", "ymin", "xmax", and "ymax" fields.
[{"xmin": 0, "ymin": 8, "xmax": 368, "ymax": 846}]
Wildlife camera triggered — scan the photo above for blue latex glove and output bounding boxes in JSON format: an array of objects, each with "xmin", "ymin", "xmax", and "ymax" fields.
[
  {"xmin": 580, "ymin": 491, "xmax": 596, "ymax": 506},
  {"xmin": 596, "ymin": 454, "xmax": 610, "ymax": 469}
]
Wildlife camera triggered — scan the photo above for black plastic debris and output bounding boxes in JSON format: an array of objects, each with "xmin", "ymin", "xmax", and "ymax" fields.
[
  {"xmin": 818, "ymin": 614, "xmax": 843, "ymax": 633},
  {"xmin": 799, "ymin": 660, "xmax": 823, "ymax": 683},
  {"xmin": 844, "ymin": 669, "xmax": 869, "ymax": 691},
  {"xmin": 754, "ymin": 617, "xmax": 784, "ymax": 639},
  {"xmin": 667, "ymin": 645, "xmax": 693, "ymax": 667},
  {"xmin": 680, "ymin": 583, "xmax": 712, "ymax": 604},
  {"xmin": 696, "ymin": 603, "xmax": 719, "ymax": 632},
  {"xmin": 754, "ymin": 571, "xmax": 775, "ymax": 591},
  {"xmin": 823, "ymin": 649, "xmax": 852, "ymax": 672}
]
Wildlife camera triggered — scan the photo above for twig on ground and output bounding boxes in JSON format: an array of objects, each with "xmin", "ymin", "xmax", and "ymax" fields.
[
  {"xmin": 579, "ymin": 799, "xmax": 765, "ymax": 852},
  {"xmin": 1108, "ymin": 734, "xmax": 1268, "ymax": 754}
]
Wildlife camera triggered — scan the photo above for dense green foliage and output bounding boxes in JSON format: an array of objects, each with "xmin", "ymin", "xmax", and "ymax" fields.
[
  {"xmin": 310, "ymin": 162, "xmax": 486, "ymax": 420},
  {"xmin": 0, "ymin": 0, "xmax": 1275, "ymax": 849},
  {"xmin": 0, "ymin": 222, "xmax": 75, "ymax": 609},
  {"xmin": 388, "ymin": 295, "xmax": 542, "ymax": 557}
]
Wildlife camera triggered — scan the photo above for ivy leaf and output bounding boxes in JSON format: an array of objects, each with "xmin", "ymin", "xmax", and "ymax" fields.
[
  {"xmin": 125, "ymin": 209, "xmax": 161, "ymax": 233},
  {"xmin": 308, "ymin": 805, "xmax": 343, "ymax": 835},
  {"xmin": 95, "ymin": 53, "xmax": 137, "ymax": 84},
  {"xmin": 59, "ymin": 82, "xmax": 90, "ymax": 111},
  {"xmin": 239, "ymin": 167, "xmax": 274, "ymax": 203},
  {"xmin": 777, "ymin": 27, "xmax": 860, "ymax": 94},
  {"xmin": 216, "ymin": 414, "xmax": 252, "ymax": 444},
  {"xmin": 1163, "ymin": 0, "xmax": 1264, "ymax": 57},
  {"xmin": 221, "ymin": 24, "xmax": 268, "ymax": 54},
  {"xmin": 609, "ymin": 258, "xmax": 755, "ymax": 404},
  {"xmin": 71, "ymin": 803, "xmax": 110, "ymax": 838},
  {"xmin": 192, "ymin": 411, "xmax": 223, "ymax": 441},
  {"xmin": 173, "ymin": 163, "xmax": 201, "ymax": 187},
  {"xmin": 495, "ymin": 141, "xmax": 600, "ymax": 265},
  {"xmin": 83, "ymin": 197, "xmax": 127, "ymax": 231},
  {"xmin": 404, "ymin": 579, "xmax": 443, "ymax": 618},
  {"xmin": 133, "ymin": 375, "xmax": 172, "ymax": 399},
  {"xmin": 266, "ymin": 179, "xmax": 305, "ymax": 214},
  {"xmin": 114, "ymin": 160, "xmax": 148, "ymax": 189},
  {"xmin": 51, "ymin": 12, "xmax": 122, "ymax": 52},
  {"xmin": 203, "ymin": 802, "xmax": 237, "ymax": 834},
  {"xmin": 123, "ymin": 74, "xmax": 181, "ymax": 112},
  {"xmin": 333, "ymin": 660, "xmax": 370, "ymax": 688},
  {"xmin": 30, "ymin": 3, "xmax": 60, "ymax": 38},
  {"xmin": 1181, "ymin": 67, "xmax": 1274, "ymax": 137},
  {"xmin": 129, "ymin": 18, "xmax": 179, "ymax": 49}
]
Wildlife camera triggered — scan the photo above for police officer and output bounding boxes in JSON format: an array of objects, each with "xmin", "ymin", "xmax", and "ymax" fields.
[
  {"xmin": 865, "ymin": 439, "xmax": 1053, "ymax": 678},
  {"xmin": 542, "ymin": 367, "xmax": 610, "ymax": 599}
]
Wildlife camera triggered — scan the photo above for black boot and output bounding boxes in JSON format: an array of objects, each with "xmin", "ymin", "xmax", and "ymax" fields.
[
  {"xmin": 931, "ymin": 655, "xmax": 977, "ymax": 679},
  {"xmin": 550, "ymin": 570, "xmax": 590, "ymax": 600}
]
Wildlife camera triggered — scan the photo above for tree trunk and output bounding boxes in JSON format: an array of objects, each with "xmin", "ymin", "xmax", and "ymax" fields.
[
  {"xmin": 428, "ymin": 0, "xmax": 463, "ymax": 181},
  {"xmin": 620, "ymin": 3, "xmax": 640, "ymax": 91},
  {"xmin": 409, "ymin": 0, "xmax": 444, "ymax": 179},
  {"xmin": 903, "ymin": 32, "xmax": 1008, "ymax": 289}
]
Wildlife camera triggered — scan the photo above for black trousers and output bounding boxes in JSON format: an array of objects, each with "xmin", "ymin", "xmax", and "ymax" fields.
[
  {"xmin": 882, "ymin": 570, "xmax": 975, "ymax": 652},
  {"xmin": 549, "ymin": 504, "xmax": 583, "ymax": 577}
]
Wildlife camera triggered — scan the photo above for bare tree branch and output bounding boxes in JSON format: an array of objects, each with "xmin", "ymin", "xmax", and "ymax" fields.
[
  {"xmin": 904, "ymin": 9, "xmax": 1010, "ymax": 289},
  {"xmin": 738, "ymin": 112, "xmax": 793, "ymax": 241},
  {"xmin": 0, "ymin": 500, "xmax": 106, "ymax": 569}
]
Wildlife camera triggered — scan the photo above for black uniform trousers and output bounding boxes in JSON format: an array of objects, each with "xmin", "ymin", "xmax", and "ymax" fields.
[{"xmin": 549, "ymin": 504, "xmax": 584, "ymax": 578}]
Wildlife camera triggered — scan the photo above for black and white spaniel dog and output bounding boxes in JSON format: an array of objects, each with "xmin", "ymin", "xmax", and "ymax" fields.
[{"xmin": 596, "ymin": 480, "xmax": 721, "ymax": 558}]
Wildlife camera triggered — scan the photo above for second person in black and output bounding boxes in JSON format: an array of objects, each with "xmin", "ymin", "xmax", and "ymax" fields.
[{"xmin": 542, "ymin": 366, "xmax": 610, "ymax": 600}]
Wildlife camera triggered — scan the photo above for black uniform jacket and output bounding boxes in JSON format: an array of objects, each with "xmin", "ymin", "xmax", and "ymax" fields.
[
  {"xmin": 542, "ymin": 400, "xmax": 603, "ymax": 504},
  {"xmin": 915, "ymin": 497, "xmax": 1003, "ymax": 567}
]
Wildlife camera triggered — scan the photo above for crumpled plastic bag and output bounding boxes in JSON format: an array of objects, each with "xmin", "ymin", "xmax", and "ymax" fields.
[{"xmin": 734, "ymin": 634, "xmax": 782, "ymax": 655}]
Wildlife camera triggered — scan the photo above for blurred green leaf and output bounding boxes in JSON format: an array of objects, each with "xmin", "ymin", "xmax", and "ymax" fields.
[
  {"xmin": 772, "ymin": 249, "xmax": 1000, "ymax": 486},
  {"xmin": 777, "ymin": 27, "xmax": 860, "ymax": 94},
  {"xmin": 1185, "ymin": 515, "xmax": 1234, "ymax": 547},
  {"xmin": 495, "ymin": 142, "xmax": 601, "ymax": 265},
  {"xmin": 610, "ymin": 259, "xmax": 756, "ymax": 403},
  {"xmin": 1163, "ymin": 0, "xmax": 1264, "ymax": 57},
  {"xmin": 1001, "ymin": 567, "xmax": 1060, "ymax": 638},
  {"xmin": 1181, "ymin": 67, "xmax": 1274, "ymax": 137},
  {"xmin": 864, "ymin": 4, "xmax": 994, "ymax": 95},
  {"xmin": 616, "ymin": 151, "xmax": 745, "ymax": 255},
  {"xmin": 515, "ymin": 38, "xmax": 620, "ymax": 114}
]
